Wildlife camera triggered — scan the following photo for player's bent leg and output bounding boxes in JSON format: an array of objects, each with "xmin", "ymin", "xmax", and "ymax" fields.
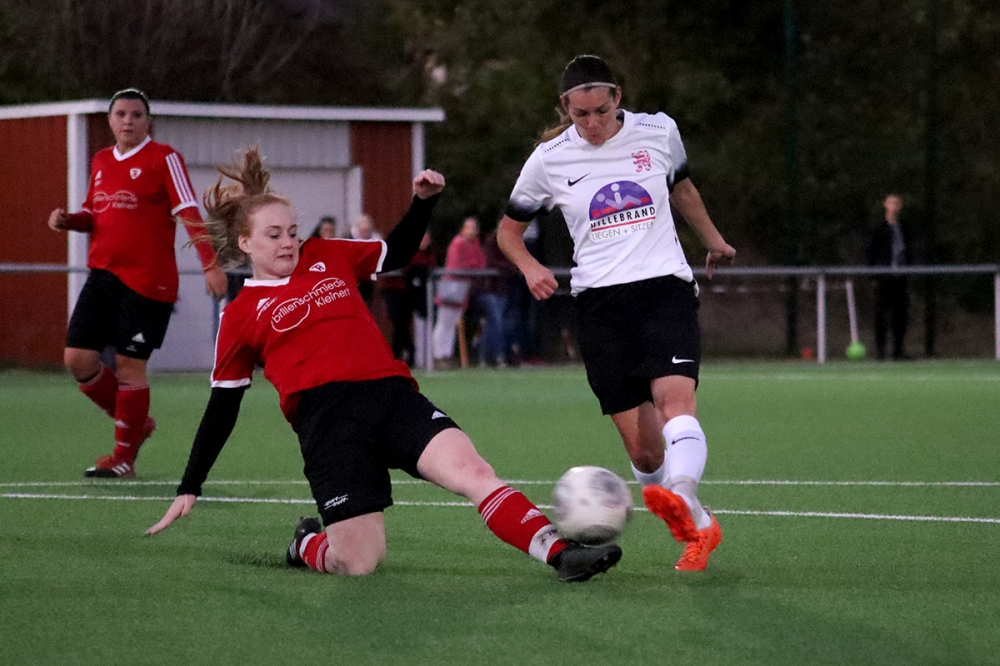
[
  {"xmin": 610, "ymin": 403, "xmax": 666, "ymax": 475},
  {"xmin": 65, "ymin": 347, "xmax": 102, "ymax": 383},
  {"xmin": 323, "ymin": 513, "xmax": 387, "ymax": 575},
  {"xmin": 417, "ymin": 428, "xmax": 504, "ymax": 505},
  {"xmin": 418, "ymin": 429, "xmax": 621, "ymax": 580},
  {"xmin": 288, "ymin": 513, "xmax": 387, "ymax": 575}
]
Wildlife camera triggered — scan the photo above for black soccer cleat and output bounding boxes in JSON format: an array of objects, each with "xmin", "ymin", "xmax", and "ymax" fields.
[
  {"xmin": 286, "ymin": 516, "xmax": 322, "ymax": 567},
  {"xmin": 550, "ymin": 542, "xmax": 623, "ymax": 582}
]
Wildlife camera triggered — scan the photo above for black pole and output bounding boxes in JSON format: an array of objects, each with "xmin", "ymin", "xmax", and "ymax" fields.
[
  {"xmin": 784, "ymin": 0, "xmax": 799, "ymax": 356},
  {"xmin": 923, "ymin": 0, "xmax": 939, "ymax": 357}
]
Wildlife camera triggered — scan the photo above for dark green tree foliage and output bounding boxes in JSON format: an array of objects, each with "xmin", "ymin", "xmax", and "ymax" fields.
[{"xmin": 1, "ymin": 0, "xmax": 997, "ymax": 266}]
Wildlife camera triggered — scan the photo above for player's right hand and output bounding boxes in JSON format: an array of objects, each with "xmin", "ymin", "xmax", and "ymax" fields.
[
  {"xmin": 47, "ymin": 208, "xmax": 68, "ymax": 231},
  {"xmin": 525, "ymin": 264, "xmax": 558, "ymax": 301},
  {"xmin": 146, "ymin": 494, "xmax": 198, "ymax": 535}
]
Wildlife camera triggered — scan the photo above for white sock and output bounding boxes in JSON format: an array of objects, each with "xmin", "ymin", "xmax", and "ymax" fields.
[
  {"xmin": 663, "ymin": 415, "xmax": 712, "ymax": 529},
  {"xmin": 631, "ymin": 459, "xmax": 667, "ymax": 487}
]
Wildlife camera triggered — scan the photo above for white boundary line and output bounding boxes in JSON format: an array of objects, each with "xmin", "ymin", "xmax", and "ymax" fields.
[
  {"xmin": 3, "ymin": 493, "xmax": 999, "ymax": 525},
  {"xmin": 2, "ymin": 479, "xmax": 999, "ymax": 488}
]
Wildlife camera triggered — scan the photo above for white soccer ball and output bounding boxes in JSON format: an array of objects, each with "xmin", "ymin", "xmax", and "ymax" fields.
[{"xmin": 553, "ymin": 466, "xmax": 633, "ymax": 545}]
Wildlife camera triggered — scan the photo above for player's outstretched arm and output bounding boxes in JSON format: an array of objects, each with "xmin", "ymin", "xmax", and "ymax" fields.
[
  {"xmin": 671, "ymin": 178, "xmax": 735, "ymax": 279},
  {"xmin": 146, "ymin": 494, "xmax": 198, "ymax": 535},
  {"xmin": 497, "ymin": 216, "xmax": 557, "ymax": 300}
]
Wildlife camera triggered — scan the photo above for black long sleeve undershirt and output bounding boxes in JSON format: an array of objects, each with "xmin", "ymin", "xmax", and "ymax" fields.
[
  {"xmin": 381, "ymin": 193, "xmax": 440, "ymax": 272},
  {"xmin": 176, "ymin": 386, "xmax": 247, "ymax": 496}
]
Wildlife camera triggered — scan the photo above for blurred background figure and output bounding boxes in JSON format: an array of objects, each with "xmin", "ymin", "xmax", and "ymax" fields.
[
  {"xmin": 478, "ymin": 229, "xmax": 515, "ymax": 367},
  {"xmin": 350, "ymin": 213, "xmax": 382, "ymax": 304},
  {"xmin": 432, "ymin": 216, "xmax": 484, "ymax": 366},
  {"xmin": 505, "ymin": 218, "xmax": 543, "ymax": 365},
  {"xmin": 867, "ymin": 193, "xmax": 911, "ymax": 360},
  {"xmin": 407, "ymin": 232, "xmax": 437, "ymax": 367},
  {"xmin": 311, "ymin": 215, "xmax": 338, "ymax": 239}
]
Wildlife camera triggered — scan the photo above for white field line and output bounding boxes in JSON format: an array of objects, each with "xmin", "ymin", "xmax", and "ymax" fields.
[
  {"xmin": 2, "ymin": 479, "xmax": 999, "ymax": 488},
  {"xmin": 3, "ymin": 489, "xmax": 1000, "ymax": 525}
]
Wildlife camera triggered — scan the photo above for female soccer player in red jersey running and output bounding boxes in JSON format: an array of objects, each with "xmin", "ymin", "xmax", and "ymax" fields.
[
  {"xmin": 47, "ymin": 88, "xmax": 227, "ymax": 479},
  {"xmin": 146, "ymin": 147, "xmax": 620, "ymax": 582},
  {"xmin": 498, "ymin": 55, "xmax": 736, "ymax": 571}
]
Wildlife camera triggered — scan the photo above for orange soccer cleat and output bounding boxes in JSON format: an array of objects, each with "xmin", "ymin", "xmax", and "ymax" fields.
[{"xmin": 674, "ymin": 512, "xmax": 722, "ymax": 572}]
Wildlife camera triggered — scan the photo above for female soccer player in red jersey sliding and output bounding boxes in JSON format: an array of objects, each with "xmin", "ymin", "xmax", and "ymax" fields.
[
  {"xmin": 146, "ymin": 147, "xmax": 620, "ymax": 582},
  {"xmin": 498, "ymin": 55, "xmax": 735, "ymax": 571},
  {"xmin": 47, "ymin": 88, "xmax": 227, "ymax": 479}
]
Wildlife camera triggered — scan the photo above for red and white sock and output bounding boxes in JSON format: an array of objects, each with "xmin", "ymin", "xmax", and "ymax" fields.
[
  {"xmin": 299, "ymin": 532, "xmax": 330, "ymax": 573},
  {"xmin": 112, "ymin": 384, "xmax": 150, "ymax": 462},
  {"xmin": 78, "ymin": 364, "xmax": 118, "ymax": 418},
  {"xmin": 478, "ymin": 486, "xmax": 567, "ymax": 564}
]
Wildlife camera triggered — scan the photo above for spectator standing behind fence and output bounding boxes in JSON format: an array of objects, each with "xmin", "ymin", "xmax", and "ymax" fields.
[
  {"xmin": 867, "ymin": 193, "xmax": 911, "ymax": 360},
  {"xmin": 146, "ymin": 148, "xmax": 621, "ymax": 583},
  {"xmin": 478, "ymin": 230, "xmax": 514, "ymax": 367},
  {"xmin": 506, "ymin": 218, "xmax": 543, "ymax": 365},
  {"xmin": 497, "ymin": 55, "xmax": 735, "ymax": 572},
  {"xmin": 432, "ymin": 217, "xmax": 485, "ymax": 366},
  {"xmin": 46, "ymin": 88, "xmax": 227, "ymax": 479}
]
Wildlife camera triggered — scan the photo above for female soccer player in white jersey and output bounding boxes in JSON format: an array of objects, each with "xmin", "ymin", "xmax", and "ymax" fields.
[
  {"xmin": 146, "ymin": 147, "xmax": 621, "ymax": 582},
  {"xmin": 497, "ymin": 55, "xmax": 736, "ymax": 571},
  {"xmin": 47, "ymin": 88, "xmax": 228, "ymax": 479}
]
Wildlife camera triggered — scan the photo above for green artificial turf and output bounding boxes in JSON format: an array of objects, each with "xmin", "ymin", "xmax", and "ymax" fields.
[{"xmin": 2, "ymin": 361, "xmax": 998, "ymax": 665}]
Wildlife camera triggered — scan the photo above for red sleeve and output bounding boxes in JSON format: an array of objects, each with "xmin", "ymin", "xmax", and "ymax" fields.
[
  {"xmin": 211, "ymin": 307, "xmax": 257, "ymax": 388},
  {"xmin": 162, "ymin": 150, "xmax": 200, "ymax": 215},
  {"xmin": 177, "ymin": 207, "xmax": 219, "ymax": 270}
]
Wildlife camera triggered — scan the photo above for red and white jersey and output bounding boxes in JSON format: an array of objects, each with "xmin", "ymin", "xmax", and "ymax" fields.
[
  {"xmin": 506, "ymin": 110, "xmax": 693, "ymax": 295},
  {"xmin": 82, "ymin": 136, "xmax": 215, "ymax": 303},
  {"xmin": 212, "ymin": 237, "xmax": 413, "ymax": 422}
]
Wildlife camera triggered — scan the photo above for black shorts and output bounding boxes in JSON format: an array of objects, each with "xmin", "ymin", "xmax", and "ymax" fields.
[
  {"xmin": 292, "ymin": 376, "xmax": 460, "ymax": 526},
  {"xmin": 66, "ymin": 269, "xmax": 174, "ymax": 361},
  {"xmin": 576, "ymin": 275, "xmax": 701, "ymax": 415}
]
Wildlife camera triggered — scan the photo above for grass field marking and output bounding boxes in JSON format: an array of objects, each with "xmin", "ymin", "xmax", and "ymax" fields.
[
  {"xmin": 6, "ymin": 492, "xmax": 1000, "ymax": 525},
  {"xmin": 3, "ymin": 479, "xmax": 1000, "ymax": 488},
  {"xmin": 714, "ymin": 508, "xmax": 1000, "ymax": 524}
]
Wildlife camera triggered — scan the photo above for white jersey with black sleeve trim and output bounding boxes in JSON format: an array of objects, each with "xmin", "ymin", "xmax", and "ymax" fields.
[{"xmin": 505, "ymin": 110, "xmax": 694, "ymax": 295}]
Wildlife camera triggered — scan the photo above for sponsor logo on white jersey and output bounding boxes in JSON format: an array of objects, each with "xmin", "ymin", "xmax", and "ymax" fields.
[
  {"xmin": 309, "ymin": 262, "xmax": 326, "ymax": 273},
  {"xmin": 587, "ymin": 180, "xmax": 656, "ymax": 242},
  {"xmin": 270, "ymin": 277, "xmax": 350, "ymax": 332},
  {"xmin": 130, "ymin": 168, "xmax": 142, "ymax": 179},
  {"xmin": 323, "ymin": 494, "xmax": 349, "ymax": 510}
]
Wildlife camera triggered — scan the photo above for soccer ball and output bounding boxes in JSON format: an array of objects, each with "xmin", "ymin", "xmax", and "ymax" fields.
[{"xmin": 552, "ymin": 466, "xmax": 633, "ymax": 545}]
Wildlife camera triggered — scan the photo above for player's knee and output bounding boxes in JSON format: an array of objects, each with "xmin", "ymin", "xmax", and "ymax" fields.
[
  {"xmin": 326, "ymin": 544, "xmax": 385, "ymax": 576},
  {"xmin": 64, "ymin": 348, "xmax": 99, "ymax": 381}
]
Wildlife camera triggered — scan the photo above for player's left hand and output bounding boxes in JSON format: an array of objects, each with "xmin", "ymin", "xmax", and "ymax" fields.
[
  {"xmin": 146, "ymin": 494, "xmax": 198, "ymax": 535},
  {"xmin": 705, "ymin": 243, "xmax": 736, "ymax": 280},
  {"xmin": 203, "ymin": 266, "xmax": 228, "ymax": 300},
  {"xmin": 413, "ymin": 170, "xmax": 446, "ymax": 199}
]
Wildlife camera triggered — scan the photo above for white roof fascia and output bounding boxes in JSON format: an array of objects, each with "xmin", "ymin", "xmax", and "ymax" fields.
[{"xmin": 0, "ymin": 100, "xmax": 445, "ymax": 123}]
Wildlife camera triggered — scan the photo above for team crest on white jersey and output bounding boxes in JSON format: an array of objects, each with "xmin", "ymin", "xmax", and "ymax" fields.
[
  {"xmin": 632, "ymin": 149, "xmax": 652, "ymax": 172},
  {"xmin": 130, "ymin": 168, "xmax": 142, "ymax": 179},
  {"xmin": 309, "ymin": 262, "xmax": 326, "ymax": 273},
  {"xmin": 256, "ymin": 297, "xmax": 277, "ymax": 320},
  {"xmin": 587, "ymin": 181, "xmax": 656, "ymax": 242}
]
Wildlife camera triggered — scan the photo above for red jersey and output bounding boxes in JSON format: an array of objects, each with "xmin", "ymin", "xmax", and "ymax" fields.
[
  {"xmin": 81, "ymin": 137, "xmax": 216, "ymax": 303},
  {"xmin": 211, "ymin": 237, "xmax": 414, "ymax": 422}
]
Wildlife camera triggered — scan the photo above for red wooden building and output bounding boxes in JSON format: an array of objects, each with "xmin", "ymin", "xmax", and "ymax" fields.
[{"xmin": 0, "ymin": 101, "xmax": 444, "ymax": 369}]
